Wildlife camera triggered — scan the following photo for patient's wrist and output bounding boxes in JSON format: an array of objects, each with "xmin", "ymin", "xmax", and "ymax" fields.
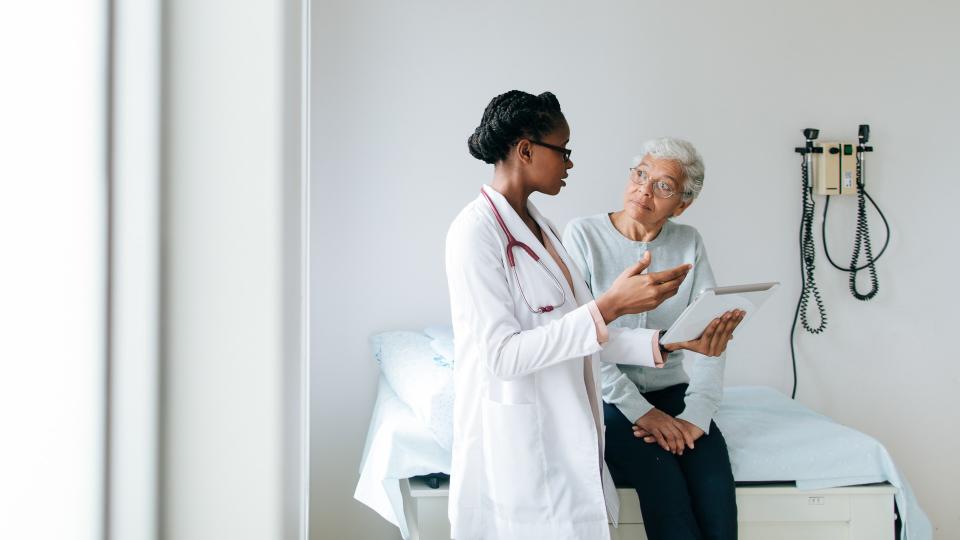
[
  {"xmin": 661, "ymin": 337, "xmax": 682, "ymax": 353},
  {"xmin": 657, "ymin": 330, "xmax": 672, "ymax": 355}
]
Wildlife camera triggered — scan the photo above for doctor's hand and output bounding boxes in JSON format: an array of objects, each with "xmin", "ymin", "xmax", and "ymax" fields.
[
  {"xmin": 595, "ymin": 252, "xmax": 692, "ymax": 324},
  {"xmin": 632, "ymin": 408, "xmax": 691, "ymax": 455},
  {"xmin": 663, "ymin": 310, "xmax": 745, "ymax": 357}
]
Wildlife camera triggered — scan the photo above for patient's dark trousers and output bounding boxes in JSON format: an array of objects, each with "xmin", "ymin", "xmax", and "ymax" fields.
[{"xmin": 603, "ymin": 383, "xmax": 737, "ymax": 540}]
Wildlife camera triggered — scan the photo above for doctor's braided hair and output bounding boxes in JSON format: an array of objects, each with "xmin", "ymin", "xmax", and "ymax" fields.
[{"xmin": 467, "ymin": 90, "xmax": 565, "ymax": 164}]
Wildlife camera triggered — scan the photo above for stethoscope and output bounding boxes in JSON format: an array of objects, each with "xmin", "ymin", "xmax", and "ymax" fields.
[{"xmin": 481, "ymin": 188, "xmax": 567, "ymax": 314}]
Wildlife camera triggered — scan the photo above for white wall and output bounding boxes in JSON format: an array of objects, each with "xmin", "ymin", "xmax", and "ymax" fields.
[
  {"xmin": 311, "ymin": 1, "xmax": 960, "ymax": 538},
  {"xmin": 1, "ymin": 3, "xmax": 106, "ymax": 539}
]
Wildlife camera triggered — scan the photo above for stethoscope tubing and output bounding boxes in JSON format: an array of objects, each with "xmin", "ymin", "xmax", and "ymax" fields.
[{"xmin": 481, "ymin": 188, "xmax": 566, "ymax": 314}]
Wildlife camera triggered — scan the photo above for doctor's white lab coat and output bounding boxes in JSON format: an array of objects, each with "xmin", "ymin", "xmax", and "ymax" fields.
[{"xmin": 444, "ymin": 185, "xmax": 660, "ymax": 540}]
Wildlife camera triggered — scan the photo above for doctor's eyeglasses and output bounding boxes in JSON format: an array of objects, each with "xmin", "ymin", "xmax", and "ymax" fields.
[
  {"xmin": 629, "ymin": 167, "xmax": 691, "ymax": 199},
  {"xmin": 529, "ymin": 140, "xmax": 572, "ymax": 163}
]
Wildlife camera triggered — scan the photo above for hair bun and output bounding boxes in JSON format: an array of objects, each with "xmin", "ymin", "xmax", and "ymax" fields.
[
  {"xmin": 467, "ymin": 90, "xmax": 564, "ymax": 164},
  {"xmin": 467, "ymin": 125, "xmax": 499, "ymax": 164}
]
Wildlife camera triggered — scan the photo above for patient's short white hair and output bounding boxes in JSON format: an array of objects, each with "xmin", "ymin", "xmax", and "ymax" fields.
[{"xmin": 632, "ymin": 138, "xmax": 705, "ymax": 202}]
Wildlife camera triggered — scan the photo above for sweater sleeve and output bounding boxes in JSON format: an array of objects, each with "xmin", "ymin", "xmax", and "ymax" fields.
[{"xmin": 600, "ymin": 362, "xmax": 654, "ymax": 423}]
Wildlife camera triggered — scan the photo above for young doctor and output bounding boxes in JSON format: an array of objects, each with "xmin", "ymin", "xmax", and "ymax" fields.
[{"xmin": 444, "ymin": 90, "xmax": 741, "ymax": 540}]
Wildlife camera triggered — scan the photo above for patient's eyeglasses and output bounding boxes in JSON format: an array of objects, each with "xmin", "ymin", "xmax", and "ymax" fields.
[
  {"xmin": 629, "ymin": 167, "xmax": 690, "ymax": 199},
  {"xmin": 529, "ymin": 140, "xmax": 572, "ymax": 163}
]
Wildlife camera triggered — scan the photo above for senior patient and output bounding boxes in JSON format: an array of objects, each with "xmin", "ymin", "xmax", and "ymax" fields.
[{"xmin": 563, "ymin": 138, "xmax": 738, "ymax": 540}]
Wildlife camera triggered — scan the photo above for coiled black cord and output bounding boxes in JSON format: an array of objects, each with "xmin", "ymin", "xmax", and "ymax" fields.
[
  {"xmin": 798, "ymin": 157, "xmax": 828, "ymax": 334},
  {"xmin": 791, "ymin": 155, "xmax": 827, "ymax": 398},
  {"xmin": 849, "ymin": 152, "xmax": 879, "ymax": 299},
  {"xmin": 821, "ymin": 153, "xmax": 890, "ymax": 301}
]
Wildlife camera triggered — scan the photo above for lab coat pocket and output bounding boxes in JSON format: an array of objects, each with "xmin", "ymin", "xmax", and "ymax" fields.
[{"xmin": 481, "ymin": 398, "xmax": 549, "ymax": 522}]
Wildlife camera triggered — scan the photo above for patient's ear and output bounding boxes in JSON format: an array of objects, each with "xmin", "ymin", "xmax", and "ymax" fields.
[{"xmin": 672, "ymin": 200, "xmax": 692, "ymax": 217}]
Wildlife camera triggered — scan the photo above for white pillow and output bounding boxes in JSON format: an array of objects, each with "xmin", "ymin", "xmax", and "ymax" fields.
[
  {"xmin": 423, "ymin": 325, "xmax": 453, "ymax": 342},
  {"xmin": 424, "ymin": 325, "xmax": 455, "ymax": 364},
  {"xmin": 371, "ymin": 331, "xmax": 454, "ymax": 450}
]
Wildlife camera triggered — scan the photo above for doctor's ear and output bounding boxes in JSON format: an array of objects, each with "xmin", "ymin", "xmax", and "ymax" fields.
[{"xmin": 515, "ymin": 139, "xmax": 534, "ymax": 164}]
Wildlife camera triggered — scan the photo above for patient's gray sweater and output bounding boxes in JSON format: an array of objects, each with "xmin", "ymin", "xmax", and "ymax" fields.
[{"xmin": 563, "ymin": 214, "xmax": 724, "ymax": 433}]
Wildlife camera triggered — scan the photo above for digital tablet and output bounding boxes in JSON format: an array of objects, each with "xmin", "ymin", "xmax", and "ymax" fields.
[{"xmin": 660, "ymin": 282, "xmax": 780, "ymax": 344}]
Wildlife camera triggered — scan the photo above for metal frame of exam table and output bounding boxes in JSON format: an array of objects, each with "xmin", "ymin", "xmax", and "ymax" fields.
[{"xmin": 400, "ymin": 476, "xmax": 897, "ymax": 540}]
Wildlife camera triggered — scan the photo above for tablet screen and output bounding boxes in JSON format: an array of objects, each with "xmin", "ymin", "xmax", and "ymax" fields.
[{"xmin": 661, "ymin": 282, "xmax": 779, "ymax": 344}]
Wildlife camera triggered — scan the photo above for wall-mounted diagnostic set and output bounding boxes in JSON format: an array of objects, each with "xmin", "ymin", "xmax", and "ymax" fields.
[{"xmin": 789, "ymin": 125, "xmax": 890, "ymax": 397}]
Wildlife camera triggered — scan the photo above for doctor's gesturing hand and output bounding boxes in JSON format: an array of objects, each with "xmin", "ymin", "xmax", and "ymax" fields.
[{"xmin": 594, "ymin": 251, "xmax": 691, "ymax": 324}]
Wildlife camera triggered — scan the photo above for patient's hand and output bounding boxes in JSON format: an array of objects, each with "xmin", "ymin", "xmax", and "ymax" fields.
[
  {"xmin": 664, "ymin": 310, "xmax": 744, "ymax": 357},
  {"xmin": 633, "ymin": 416, "xmax": 704, "ymax": 451},
  {"xmin": 675, "ymin": 419, "xmax": 704, "ymax": 446},
  {"xmin": 633, "ymin": 408, "xmax": 689, "ymax": 455}
]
